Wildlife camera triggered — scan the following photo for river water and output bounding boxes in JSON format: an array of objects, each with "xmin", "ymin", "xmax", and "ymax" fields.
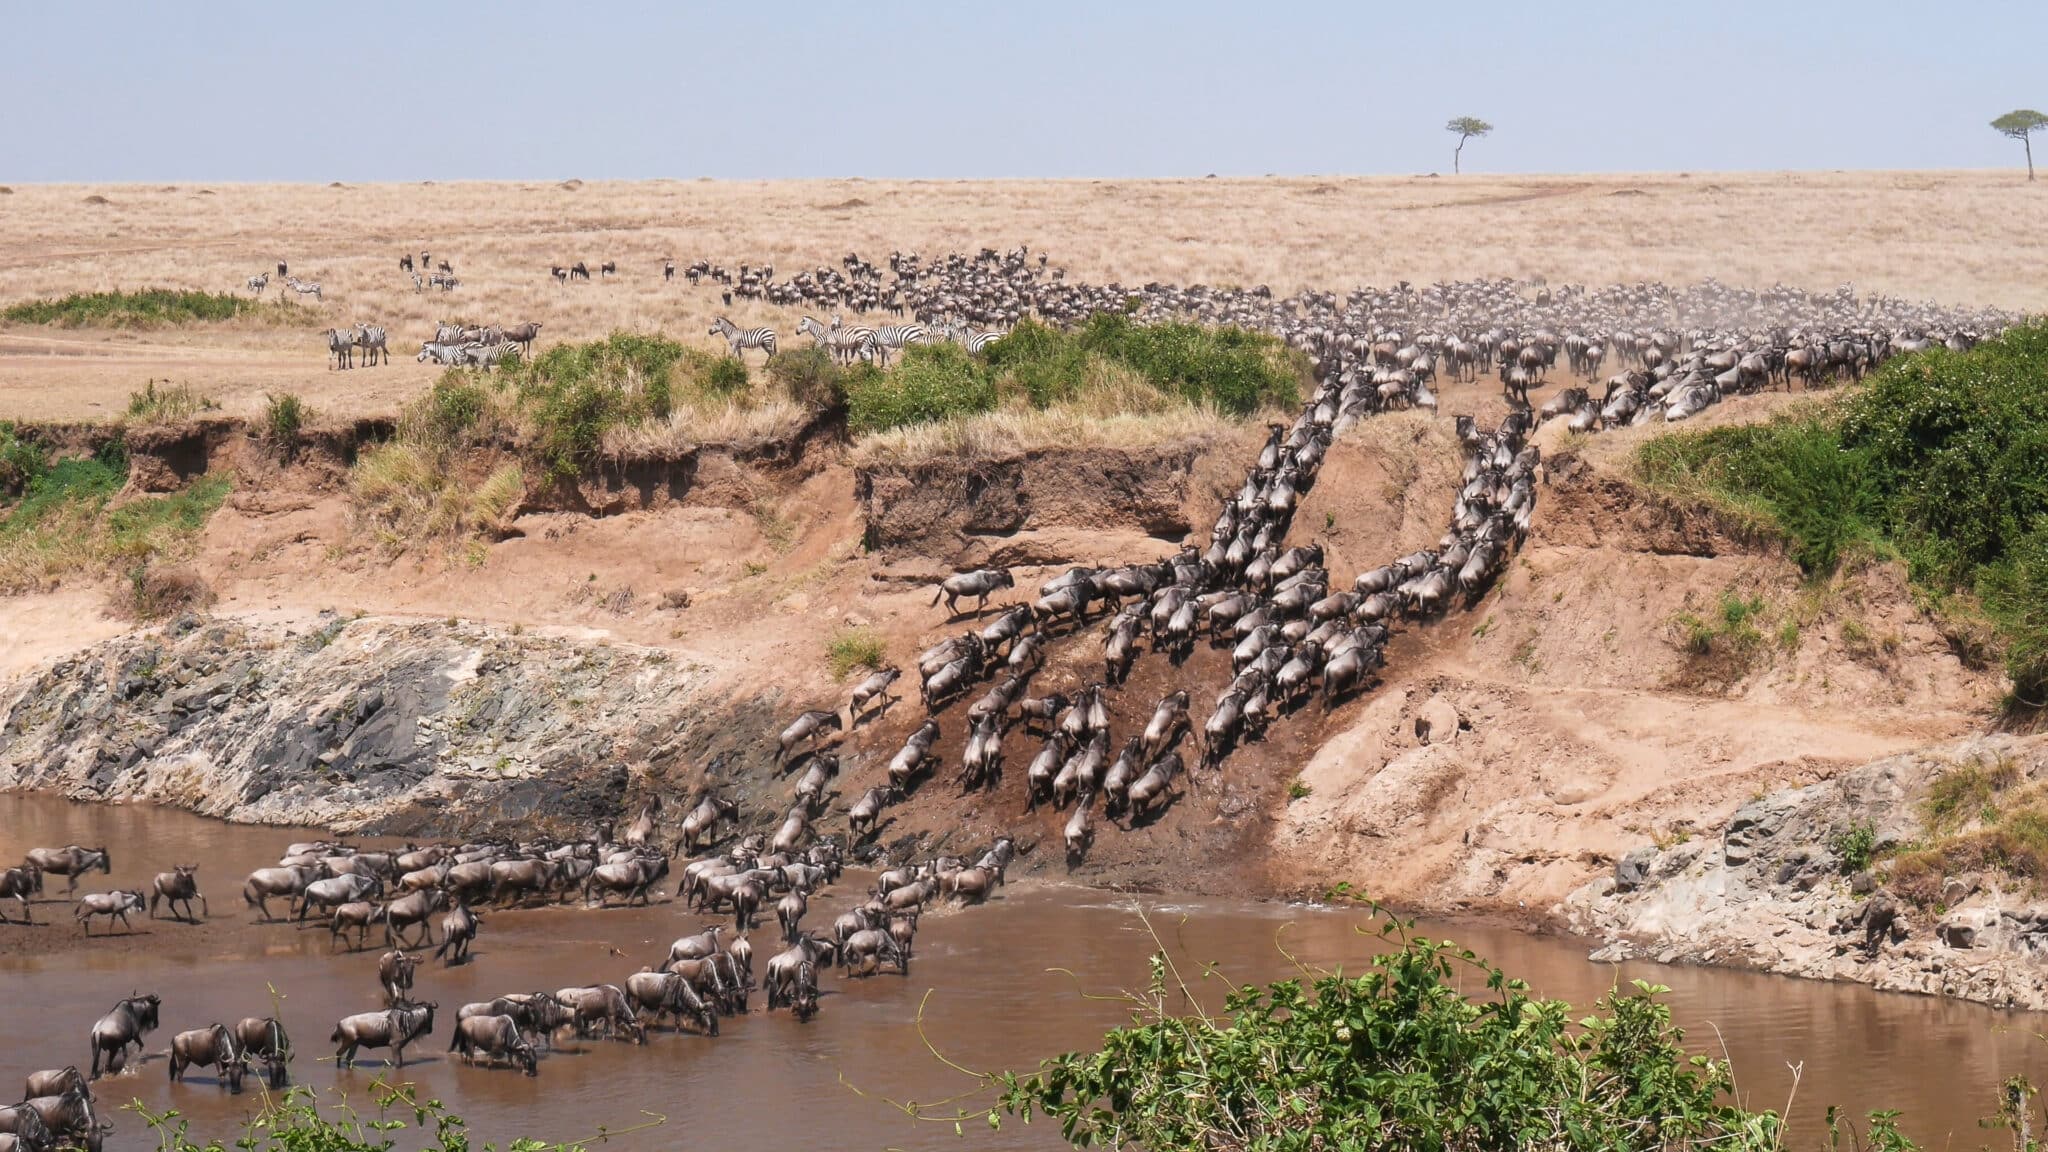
[{"xmin": 0, "ymin": 793, "xmax": 2041, "ymax": 1150}]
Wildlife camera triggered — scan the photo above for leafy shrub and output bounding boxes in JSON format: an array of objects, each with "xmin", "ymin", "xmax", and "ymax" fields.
[
  {"xmin": 981, "ymin": 913, "xmax": 1797, "ymax": 1151},
  {"xmin": 0, "ymin": 442, "xmax": 227, "ymax": 594},
  {"xmin": 766, "ymin": 346, "xmax": 853, "ymax": 410},
  {"xmin": 825, "ymin": 627, "xmax": 886, "ymax": 679},
  {"xmin": 263, "ymin": 392, "xmax": 309, "ymax": 454},
  {"xmin": 137, "ymin": 1084, "xmax": 581, "ymax": 1152},
  {"xmin": 704, "ymin": 356, "xmax": 750, "ymax": 397},
  {"xmin": 3, "ymin": 288, "xmax": 258, "ymax": 328},
  {"xmin": 847, "ymin": 343, "xmax": 999, "ymax": 434},
  {"xmin": 1832, "ymin": 821, "xmax": 1878, "ymax": 872},
  {"xmin": 1638, "ymin": 323, "xmax": 2048, "ymax": 705},
  {"xmin": 0, "ymin": 424, "xmax": 46, "ymax": 496}
]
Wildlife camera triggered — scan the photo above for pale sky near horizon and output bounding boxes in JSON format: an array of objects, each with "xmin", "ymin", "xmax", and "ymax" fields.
[{"xmin": 5, "ymin": 1, "xmax": 2043, "ymax": 182}]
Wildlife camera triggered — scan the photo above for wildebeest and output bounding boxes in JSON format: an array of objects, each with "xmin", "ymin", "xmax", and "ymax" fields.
[
  {"xmin": 0, "ymin": 866, "xmax": 39, "ymax": 923},
  {"xmin": 677, "ymin": 794, "xmax": 739, "ymax": 855},
  {"xmin": 232, "ymin": 1017, "xmax": 291, "ymax": 1088},
  {"xmin": 378, "ymin": 949, "xmax": 419, "ymax": 1006},
  {"xmin": 584, "ymin": 856, "xmax": 668, "ymax": 908},
  {"xmin": 382, "ymin": 888, "xmax": 446, "ymax": 948},
  {"xmin": 168, "ymin": 1024, "xmax": 246, "ymax": 1093},
  {"xmin": 623, "ymin": 971, "xmax": 719, "ymax": 1036},
  {"xmin": 75, "ymin": 891, "xmax": 145, "ymax": 935},
  {"xmin": 848, "ymin": 666, "xmax": 902, "ymax": 720},
  {"xmin": 932, "ymin": 568, "xmax": 1014, "ymax": 616},
  {"xmin": 25, "ymin": 847, "xmax": 109, "ymax": 896},
  {"xmin": 328, "ymin": 901, "xmax": 387, "ymax": 951},
  {"xmin": 432, "ymin": 903, "xmax": 483, "ymax": 964},
  {"xmin": 777, "ymin": 709, "xmax": 843, "ymax": 762},
  {"xmin": 448, "ymin": 1015, "xmax": 538, "ymax": 1075},
  {"xmin": 241, "ymin": 860, "xmax": 321, "ymax": 914},
  {"xmin": 332, "ymin": 1002, "xmax": 436, "ymax": 1069},
  {"xmin": 553, "ymin": 985, "xmax": 645, "ymax": 1044},
  {"xmin": 147, "ymin": 866, "xmax": 206, "ymax": 923},
  {"xmin": 89, "ymin": 993, "xmax": 160, "ymax": 1078}
]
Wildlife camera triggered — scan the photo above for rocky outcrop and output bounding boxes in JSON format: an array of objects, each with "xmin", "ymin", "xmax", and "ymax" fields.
[
  {"xmin": 1565, "ymin": 733, "xmax": 2048, "ymax": 1009},
  {"xmin": 0, "ymin": 614, "xmax": 790, "ymax": 837}
]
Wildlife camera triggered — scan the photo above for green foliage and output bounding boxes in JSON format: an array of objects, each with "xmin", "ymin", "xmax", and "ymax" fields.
[
  {"xmin": 766, "ymin": 346, "xmax": 860, "ymax": 410},
  {"xmin": 126, "ymin": 380, "xmax": 219, "ymax": 424},
  {"xmin": 0, "ymin": 424, "xmax": 48, "ymax": 496},
  {"xmin": 1287, "ymin": 778, "xmax": 1312, "ymax": 800},
  {"xmin": 134, "ymin": 1085, "xmax": 581, "ymax": 1152},
  {"xmin": 848, "ymin": 317, "xmax": 1307, "ymax": 435},
  {"xmin": 1832, "ymin": 821, "xmax": 1878, "ymax": 873},
  {"xmin": 825, "ymin": 627, "xmax": 887, "ymax": 679},
  {"xmin": 986, "ymin": 915, "xmax": 1808, "ymax": 1151},
  {"xmin": 704, "ymin": 356, "xmax": 750, "ymax": 397},
  {"xmin": 2, "ymin": 288, "xmax": 261, "ymax": 328},
  {"xmin": 0, "ymin": 438, "xmax": 228, "ymax": 593},
  {"xmin": 1638, "ymin": 323, "xmax": 2048, "ymax": 702},
  {"xmin": 263, "ymin": 393, "xmax": 309, "ymax": 453}
]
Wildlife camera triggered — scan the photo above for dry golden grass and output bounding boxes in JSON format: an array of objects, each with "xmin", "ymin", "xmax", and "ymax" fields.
[{"xmin": 1, "ymin": 172, "xmax": 2043, "ymax": 422}]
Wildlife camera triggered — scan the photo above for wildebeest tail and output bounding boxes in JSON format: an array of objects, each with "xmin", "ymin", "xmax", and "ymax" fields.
[{"xmin": 929, "ymin": 587, "xmax": 943, "ymax": 607}]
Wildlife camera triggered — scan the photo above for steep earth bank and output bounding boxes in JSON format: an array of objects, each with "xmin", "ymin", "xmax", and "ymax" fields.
[{"xmin": 1, "ymin": 403, "xmax": 2025, "ymax": 1004}]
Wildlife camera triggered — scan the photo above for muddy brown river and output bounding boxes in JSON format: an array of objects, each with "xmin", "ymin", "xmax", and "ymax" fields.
[{"xmin": 0, "ymin": 793, "xmax": 2039, "ymax": 1150}]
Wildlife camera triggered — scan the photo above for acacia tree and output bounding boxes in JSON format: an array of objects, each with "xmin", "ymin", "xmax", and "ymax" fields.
[
  {"xmin": 1992, "ymin": 109, "xmax": 2048, "ymax": 181},
  {"xmin": 1446, "ymin": 116, "xmax": 1492, "ymax": 174}
]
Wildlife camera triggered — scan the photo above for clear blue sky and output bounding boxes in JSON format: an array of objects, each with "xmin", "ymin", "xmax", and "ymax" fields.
[{"xmin": 6, "ymin": 1, "xmax": 2043, "ymax": 181}]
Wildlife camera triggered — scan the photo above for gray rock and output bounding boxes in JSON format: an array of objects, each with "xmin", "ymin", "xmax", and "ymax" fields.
[{"xmin": 1615, "ymin": 845, "xmax": 1658, "ymax": 892}]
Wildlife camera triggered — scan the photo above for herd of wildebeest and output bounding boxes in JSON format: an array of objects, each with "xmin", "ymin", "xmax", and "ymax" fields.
[
  {"xmin": 14, "ymin": 244, "xmax": 2017, "ymax": 1151},
  {"xmin": 0, "ymin": 813, "xmax": 1021, "ymax": 1149}
]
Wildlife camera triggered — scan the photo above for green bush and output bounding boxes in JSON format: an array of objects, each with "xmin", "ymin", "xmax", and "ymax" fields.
[
  {"xmin": 825, "ymin": 626, "xmax": 887, "ymax": 678},
  {"xmin": 767, "ymin": 346, "xmax": 860, "ymax": 410},
  {"xmin": 1638, "ymin": 322, "xmax": 2048, "ymax": 704},
  {"xmin": 3, "ymin": 289, "xmax": 259, "ymax": 328},
  {"xmin": 263, "ymin": 392, "xmax": 309, "ymax": 455},
  {"xmin": 978, "ymin": 911, "xmax": 1830, "ymax": 1151},
  {"xmin": 137, "ymin": 1084, "xmax": 581, "ymax": 1152},
  {"xmin": 0, "ymin": 424, "xmax": 47, "ymax": 496},
  {"xmin": 704, "ymin": 356, "xmax": 750, "ymax": 397},
  {"xmin": 847, "ymin": 342, "xmax": 999, "ymax": 434},
  {"xmin": 1833, "ymin": 821, "xmax": 1878, "ymax": 872}
]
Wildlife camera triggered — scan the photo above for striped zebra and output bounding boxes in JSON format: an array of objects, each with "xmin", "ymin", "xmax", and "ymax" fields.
[
  {"xmin": 284, "ymin": 276, "xmax": 322, "ymax": 302},
  {"xmin": 710, "ymin": 316, "xmax": 776, "ymax": 360},
  {"xmin": 797, "ymin": 316, "xmax": 872, "ymax": 365},
  {"xmin": 867, "ymin": 323, "xmax": 928, "ymax": 366},
  {"xmin": 246, "ymin": 273, "xmax": 269, "ymax": 296},
  {"xmin": 353, "ymin": 324, "xmax": 389, "ymax": 366},
  {"xmin": 324, "ymin": 328, "xmax": 355, "ymax": 370},
  {"xmin": 961, "ymin": 327, "xmax": 1006, "ymax": 355}
]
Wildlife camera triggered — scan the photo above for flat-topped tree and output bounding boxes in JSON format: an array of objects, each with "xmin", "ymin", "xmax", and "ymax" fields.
[
  {"xmin": 1445, "ymin": 116, "xmax": 1492, "ymax": 175},
  {"xmin": 1992, "ymin": 109, "xmax": 2047, "ymax": 181}
]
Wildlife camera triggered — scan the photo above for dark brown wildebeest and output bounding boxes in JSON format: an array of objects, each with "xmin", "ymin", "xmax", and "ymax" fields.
[
  {"xmin": 233, "ymin": 1017, "xmax": 291, "ymax": 1088},
  {"xmin": 931, "ymin": 568, "xmax": 1014, "ymax": 617},
  {"xmin": 0, "ymin": 1097, "xmax": 55, "ymax": 1152},
  {"xmin": 460, "ymin": 993, "xmax": 572, "ymax": 1049},
  {"xmin": 329, "ymin": 901, "xmax": 387, "ymax": 951},
  {"xmin": 432, "ymin": 904, "xmax": 482, "ymax": 964},
  {"xmin": 242, "ymin": 863, "xmax": 326, "ymax": 921},
  {"xmin": 0, "ymin": 866, "xmax": 39, "ymax": 924},
  {"xmin": 623, "ymin": 971, "xmax": 719, "ymax": 1036},
  {"xmin": 89, "ymin": 993, "xmax": 160, "ymax": 1078},
  {"xmin": 76, "ymin": 891, "xmax": 145, "ymax": 936},
  {"xmin": 147, "ymin": 866, "xmax": 206, "ymax": 923},
  {"xmin": 25, "ymin": 847, "xmax": 109, "ymax": 896},
  {"xmin": 383, "ymin": 888, "xmax": 445, "ymax": 948},
  {"xmin": 378, "ymin": 950, "xmax": 419, "ymax": 1006},
  {"xmin": 21, "ymin": 1067, "xmax": 85, "ymax": 1101},
  {"xmin": 448, "ymin": 1015, "xmax": 538, "ymax": 1075},
  {"xmin": 677, "ymin": 794, "xmax": 739, "ymax": 856},
  {"xmin": 501, "ymin": 322, "xmax": 542, "ymax": 358},
  {"xmin": 553, "ymin": 985, "xmax": 644, "ymax": 1044},
  {"xmin": 168, "ymin": 1024, "xmax": 246, "ymax": 1093},
  {"xmin": 776, "ymin": 710, "xmax": 843, "ymax": 764},
  {"xmin": 332, "ymin": 1002, "xmax": 435, "ymax": 1070},
  {"xmin": 487, "ymin": 858, "xmax": 560, "ymax": 906}
]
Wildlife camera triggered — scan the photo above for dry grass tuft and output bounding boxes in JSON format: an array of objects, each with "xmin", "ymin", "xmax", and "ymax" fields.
[
  {"xmin": 110, "ymin": 563, "xmax": 215, "ymax": 620},
  {"xmin": 350, "ymin": 443, "xmax": 525, "ymax": 549},
  {"xmin": 600, "ymin": 397, "xmax": 810, "ymax": 455}
]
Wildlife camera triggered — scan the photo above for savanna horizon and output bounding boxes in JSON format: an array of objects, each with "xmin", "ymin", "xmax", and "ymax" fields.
[{"xmin": 1, "ymin": 169, "xmax": 2042, "ymax": 422}]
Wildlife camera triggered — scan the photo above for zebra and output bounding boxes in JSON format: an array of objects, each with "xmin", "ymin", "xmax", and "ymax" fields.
[
  {"xmin": 285, "ymin": 277, "xmax": 322, "ymax": 302},
  {"xmin": 867, "ymin": 323, "xmax": 928, "ymax": 366},
  {"xmin": 797, "ymin": 316, "xmax": 871, "ymax": 365},
  {"xmin": 429, "ymin": 273, "xmax": 459, "ymax": 291},
  {"xmin": 246, "ymin": 273, "xmax": 270, "ymax": 296},
  {"xmin": 962, "ymin": 328, "xmax": 1006, "ymax": 355},
  {"xmin": 353, "ymin": 324, "xmax": 389, "ymax": 367},
  {"xmin": 325, "ymin": 328, "xmax": 354, "ymax": 370},
  {"xmin": 410, "ymin": 271, "xmax": 424, "ymax": 292},
  {"xmin": 710, "ymin": 317, "xmax": 776, "ymax": 360}
]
